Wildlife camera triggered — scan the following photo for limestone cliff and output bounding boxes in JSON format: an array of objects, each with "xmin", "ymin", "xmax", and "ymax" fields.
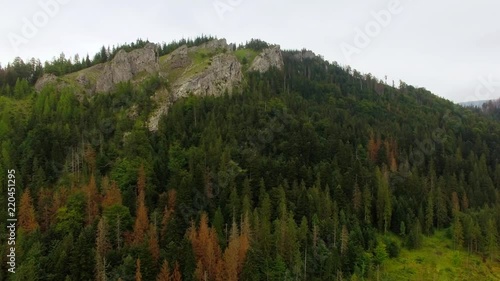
[
  {"xmin": 95, "ymin": 43, "xmax": 159, "ymax": 93},
  {"xmin": 249, "ymin": 45, "xmax": 284, "ymax": 73},
  {"xmin": 148, "ymin": 40, "xmax": 242, "ymax": 131},
  {"xmin": 173, "ymin": 53, "xmax": 242, "ymax": 99},
  {"xmin": 33, "ymin": 39, "xmax": 285, "ymax": 132}
]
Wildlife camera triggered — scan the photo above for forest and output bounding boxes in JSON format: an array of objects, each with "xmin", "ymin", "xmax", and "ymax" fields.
[{"xmin": 0, "ymin": 37, "xmax": 499, "ymax": 280}]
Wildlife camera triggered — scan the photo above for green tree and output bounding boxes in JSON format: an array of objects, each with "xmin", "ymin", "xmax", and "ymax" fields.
[
  {"xmin": 376, "ymin": 167, "xmax": 391, "ymax": 233},
  {"xmin": 373, "ymin": 242, "xmax": 388, "ymax": 281},
  {"xmin": 486, "ymin": 218, "xmax": 498, "ymax": 262},
  {"xmin": 452, "ymin": 217, "xmax": 464, "ymax": 250}
]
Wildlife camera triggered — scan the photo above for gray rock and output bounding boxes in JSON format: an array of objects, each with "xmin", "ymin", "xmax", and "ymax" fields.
[
  {"xmin": 249, "ymin": 45, "xmax": 284, "ymax": 73},
  {"xmin": 96, "ymin": 43, "xmax": 158, "ymax": 93},
  {"xmin": 76, "ymin": 73, "xmax": 90, "ymax": 88},
  {"xmin": 173, "ymin": 53, "xmax": 242, "ymax": 99},
  {"xmin": 34, "ymin": 74, "xmax": 58, "ymax": 92},
  {"xmin": 167, "ymin": 45, "xmax": 190, "ymax": 70},
  {"xmin": 149, "ymin": 50, "xmax": 243, "ymax": 131}
]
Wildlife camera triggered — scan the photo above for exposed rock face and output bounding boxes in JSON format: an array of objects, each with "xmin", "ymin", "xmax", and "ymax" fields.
[
  {"xmin": 148, "ymin": 88, "xmax": 171, "ymax": 131},
  {"xmin": 249, "ymin": 45, "xmax": 284, "ymax": 73},
  {"xmin": 34, "ymin": 74, "xmax": 58, "ymax": 92},
  {"xmin": 76, "ymin": 73, "xmax": 90, "ymax": 89},
  {"xmin": 96, "ymin": 43, "xmax": 158, "ymax": 93},
  {"xmin": 148, "ymin": 42, "xmax": 243, "ymax": 131},
  {"xmin": 174, "ymin": 53, "xmax": 242, "ymax": 99},
  {"xmin": 167, "ymin": 45, "xmax": 190, "ymax": 70},
  {"xmin": 34, "ymin": 39, "xmax": 283, "ymax": 132}
]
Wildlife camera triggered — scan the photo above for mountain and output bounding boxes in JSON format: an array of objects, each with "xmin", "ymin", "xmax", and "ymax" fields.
[
  {"xmin": 0, "ymin": 37, "xmax": 499, "ymax": 280},
  {"xmin": 32, "ymin": 38, "xmax": 284, "ymax": 131},
  {"xmin": 459, "ymin": 100, "xmax": 491, "ymax": 107}
]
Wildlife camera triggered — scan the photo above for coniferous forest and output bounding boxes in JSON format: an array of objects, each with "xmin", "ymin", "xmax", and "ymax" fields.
[{"xmin": 0, "ymin": 37, "xmax": 499, "ymax": 280}]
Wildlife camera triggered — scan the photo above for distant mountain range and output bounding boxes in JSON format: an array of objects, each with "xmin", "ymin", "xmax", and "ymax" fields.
[{"xmin": 459, "ymin": 99, "xmax": 491, "ymax": 107}]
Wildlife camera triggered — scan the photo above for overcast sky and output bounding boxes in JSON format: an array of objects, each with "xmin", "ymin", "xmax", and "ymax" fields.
[{"xmin": 1, "ymin": 0, "xmax": 499, "ymax": 102}]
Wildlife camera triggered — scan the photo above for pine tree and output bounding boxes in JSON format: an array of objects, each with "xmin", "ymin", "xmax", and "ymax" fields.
[
  {"xmin": 84, "ymin": 145, "xmax": 96, "ymax": 173},
  {"xmin": 167, "ymin": 189, "xmax": 177, "ymax": 210},
  {"xmin": 19, "ymin": 189, "xmax": 39, "ymax": 233},
  {"xmin": 425, "ymin": 189, "xmax": 434, "ymax": 234},
  {"xmin": 451, "ymin": 191, "xmax": 460, "ymax": 219},
  {"xmin": 100, "ymin": 46, "xmax": 108, "ymax": 63},
  {"xmin": 461, "ymin": 193, "xmax": 469, "ymax": 211},
  {"xmin": 96, "ymin": 217, "xmax": 110, "ymax": 281},
  {"xmin": 189, "ymin": 212, "xmax": 222, "ymax": 281},
  {"xmin": 133, "ymin": 166, "xmax": 149, "ymax": 244},
  {"xmin": 213, "ymin": 207, "xmax": 225, "ymax": 243},
  {"xmin": 452, "ymin": 217, "xmax": 464, "ymax": 250},
  {"xmin": 223, "ymin": 220, "xmax": 240, "ymax": 281},
  {"xmin": 368, "ymin": 133, "xmax": 381, "ymax": 162},
  {"xmin": 435, "ymin": 184, "xmax": 447, "ymax": 229},
  {"xmin": 376, "ymin": 167, "xmax": 391, "ymax": 233},
  {"xmin": 156, "ymin": 260, "xmax": 170, "ymax": 281},
  {"xmin": 85, "ymin": 174, "xmax": 100, "ymax": 225},
  {"xmin": 102, "ymin": 181, "xmax": 122, "ymax": 208},
  {"xmin": 238, "ymin": 211, "xmax": 251, "ymax": 273},
  {"xmin": 486, "ymin": 218, "xmax": 498, "ymax": 262},
  {"xmin": 172, "ymin": 262, "xmax": 182, "ymax": 281},
  {"xmin": 37, "ymin": 188, "xmax": 53, "ymax": 232},
  {"xmin": 352, "ymin": 182, "xmax": 362, "ymax": 216},
  {"xmin": 363, "ymin": 185, "xmax": 372, "ymax": 224},
  {"xmin": 135, "ymin": 259, "xmax": 142, "ymax": 281},
  {"xmin": 148, "ymin": 223, "xmax": 160, "ymax": 263},
  {"xmin": 161, "ymin": 189, "xmax": 176, "ymax": 239},
  {"xmin": 85, "ymin": 54, "xmax": 91, "ymax": 66},
  {"xmin": 340, "ymin": 224, "xmax": 349, "ymax": 255},
  {"xmin": 373, "ymin": 242, "xmax": 388, "ymax": 281}
]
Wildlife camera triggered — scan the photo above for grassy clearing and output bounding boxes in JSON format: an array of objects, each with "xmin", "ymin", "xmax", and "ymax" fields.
[
  {"xmin": 235, "ymin": 48, "xmax": 259, "ymax": 69},
  {"xmin": 381, "ymin": 230, "xmax": 500, "ymax": 281}
]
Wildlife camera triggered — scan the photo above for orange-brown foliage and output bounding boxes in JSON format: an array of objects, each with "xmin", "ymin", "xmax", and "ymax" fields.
[{"xmin": 19, "ymin": 189, "xmax": 39, "ymax": 233}]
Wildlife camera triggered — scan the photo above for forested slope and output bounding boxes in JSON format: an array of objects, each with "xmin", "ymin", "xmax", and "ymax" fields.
[{"xmin": 0, "ymin": 37, "xmax": 499, "ymax": 280}]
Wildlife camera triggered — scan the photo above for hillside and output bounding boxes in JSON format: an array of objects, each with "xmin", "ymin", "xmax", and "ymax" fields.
[{"xmin": 0, "ymin": 37, "xmax": 499, "ymax": 281}]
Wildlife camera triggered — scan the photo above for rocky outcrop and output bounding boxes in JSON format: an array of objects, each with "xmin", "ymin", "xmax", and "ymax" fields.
[
  {"xmin": 76, "ymin": 73, "xmax": 91, "ymax": 89},
  {"xmin": 34, "ymin": 74, "xmax": 58, "ymax": 92},
  {"xmin": 148, "ymin": 42, "xmax": 243, "ymax": 131},
  {"xmin": 173, "ymin": 53, "xmax": 242, "ymax": 99},
  {"xmin": 96, "ymin": 43, "xmax": 158, "ymax": 93},
  {"xmin": 249, "ymin": 45, "xmax": 284, "ymax": 73},
  {"xmin": 148, "ymin": 88, "xmax": 171, "ymax": 131},
  {"xmin": 167, "ymin": 45, "xmax": 190, "ymax": 70}
]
